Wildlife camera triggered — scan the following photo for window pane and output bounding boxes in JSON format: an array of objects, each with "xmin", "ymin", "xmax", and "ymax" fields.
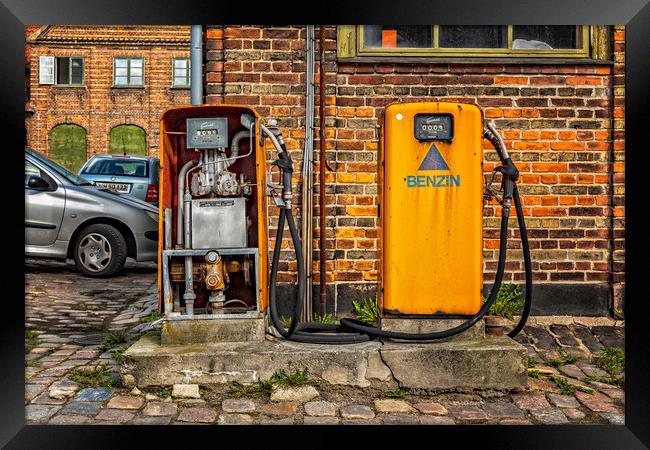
[
  {"xmin": 130, "ymin": 59, "xmax": 143, "ymax": 68},
  {"xmin": 130, "ymin": 67, "xmax": 143, "ymax": 77},
  {"xmin": 174, "ymin": 68, "xmax": 187, "ymax": 78},
  {"xmin": 115, "ymin": 75, "xmax": 128, "ymax": 85},
  {"xmin": 115, "ymin": 59, "xmax": 128, "ymax": 68},
  {"xmin": 439, "ymin": 26, "xmax": 508, "ymax": 48},
  {"xmin": 512, "ymin": 26, "xmax": 579, "ymax": 49},
  {"xmin": 174, "ymin": 76, "xmax": 188, "ymax": 86},
  {"xmin": 174, "ymin": 59, "xmax": 187, "ymax": 69},
  {"xmin": 56, "ymin": 57, "xmax": 70, "ymax": 84},
  {"xmin": 71, "ymin": 58, "xmax": 83, "ymax": 84},
  {"xmin": 115, "ymin": 67, "xmax": 128, "ymax": 77},
  {"xmin": 130, "ymin": 76, "xmax": 143, "ymax": 85},
  {"xmin": 364, "ymin": 25, "xmax": 433, "ymax": 48}
]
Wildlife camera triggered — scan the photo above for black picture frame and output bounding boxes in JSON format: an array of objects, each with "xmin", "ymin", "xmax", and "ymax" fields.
[{"xmin": 2, "ymin": 0, "xmax": 648, "ymax": 447}]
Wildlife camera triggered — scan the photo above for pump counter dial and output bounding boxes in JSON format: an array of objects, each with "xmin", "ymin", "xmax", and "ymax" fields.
[
  {"xmin": 414, "ymin": 114, "xmax": 454, "ymax": 142},
  {"xmin": 186, "ymin": 117, "xmax": 229, "ymax": 148}
]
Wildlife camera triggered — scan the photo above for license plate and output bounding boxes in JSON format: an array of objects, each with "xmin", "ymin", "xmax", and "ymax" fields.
[{"xmin": 96, "ymin": 182, "xmax": 130, "ymax": 193}]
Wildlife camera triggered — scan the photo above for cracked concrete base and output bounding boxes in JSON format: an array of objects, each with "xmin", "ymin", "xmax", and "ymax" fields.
[{"xmin": 122, "ymin": 332, "xmax": 527, "ymax": 391}]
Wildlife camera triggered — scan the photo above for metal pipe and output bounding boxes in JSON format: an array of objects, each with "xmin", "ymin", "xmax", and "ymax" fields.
[
  {"xmin": 183, "ymin": 188, "xmax": 195, "ymax": 315},
  {"xmin": 318, "ymin": 25, "xmax": 327, "ymax": 316},
  {"xmin": 301, "ymin": 25, "xmax": 315, "ymax": 322},
  {"xmin": 190, "ymin": 25, "xmax": 203, "ymax": 106},
  {"xmin": 176, "ymin": 160, "xmax": 198, "ymax": 247},
  {"xmin": 164, "ymin": 208, "xmax": 172, "ymax": 250}
]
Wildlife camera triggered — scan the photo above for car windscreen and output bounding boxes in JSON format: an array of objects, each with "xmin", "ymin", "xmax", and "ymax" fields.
[
  {"xmin": 82, "ymin": 159, "xmax": 149, "ymax": 178},
  {"xmin": 27, "ymin": 149, "xmax": 92, "ymax": 186}
]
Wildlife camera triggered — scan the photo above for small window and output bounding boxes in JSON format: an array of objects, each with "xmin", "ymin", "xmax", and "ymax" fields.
[
  {"xmin": 114, "ymin": 58, "xmax": 144, "ymax": 87},
  {"xmin": 56, "ymin": 57, "xmax": 84, "ymax": 85},
  {"xmin": 343, "ymin": 25, "xmax": 589, "ymax": 58},
  {"xmin": 172, "ymin": 58, "xmax": 191, "ymax": 87},
  {"xmin": 39, "ymin": 56, "xmax": 84, "ymax": 85}
]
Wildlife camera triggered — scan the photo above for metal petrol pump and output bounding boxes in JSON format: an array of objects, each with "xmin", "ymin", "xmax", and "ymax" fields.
[{"xmin": 157, "ymin": 101, "xmax": 532, "ymax": 344}]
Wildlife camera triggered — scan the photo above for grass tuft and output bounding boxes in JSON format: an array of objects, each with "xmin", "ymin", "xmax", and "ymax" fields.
[
  {"xmin": 313, "ymin": 313, "xmax": 336, "ymax": 325},
  {"xmin": 386, "ymin": 387, "xmax": 409, "ymax": 399},
  {"xmin": 546, "ymin": 351, "xmax": 580, "ymax": 367},
  {"xmin": 353, "ymin": 297, "xmax": 379, "ymax": 324},
  {"xmin": 483, "ymin": 283, "xmax": 525, "ymax": 320},
  {"xmin": 142, "ymin": 311, "xmax": 163, "ymax": 323},
  {"xmin": 528, "ymin": 369, "xmax": 541, "ymax": 379},
  {"xmin": 550, "ymin": 376, "xmax": 593, "ymax": 396},
  {"xmin": 70, "ymin": 365, "xmax": 114, "ymax": 388},
  {"xmin": 592, "ymin": 348, "xmax": 624, "ymax": 374}
]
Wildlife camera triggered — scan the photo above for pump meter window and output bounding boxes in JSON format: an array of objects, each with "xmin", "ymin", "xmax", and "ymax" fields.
[
  {"xmin": 186, "ymin": 117, "xmax": 228, "ymax": 148},
  {"xmin": 414, "ymin": 114, "xmax": 453, "ymax": 142}
]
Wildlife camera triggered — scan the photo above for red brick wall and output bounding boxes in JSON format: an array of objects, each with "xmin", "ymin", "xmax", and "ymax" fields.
[
  {"xmin": 203, "ymin": 25, "xmax": 625, "ymax": 315},
  {"xmin": 25, "ymin": 26, "xmax": 191, "ymax": 159},
  {"xmin": 211, "ymin": 25, "xmax": 625, "ymax": 315}
]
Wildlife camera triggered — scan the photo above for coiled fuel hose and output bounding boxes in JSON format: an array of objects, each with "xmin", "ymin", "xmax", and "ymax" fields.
[{"xmin": 266, "ymin": 123, "xmax": 532, "ymax": 343}]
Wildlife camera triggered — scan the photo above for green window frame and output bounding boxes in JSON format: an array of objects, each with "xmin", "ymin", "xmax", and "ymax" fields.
[
  {"xmin": 172, "ymin": 58, "xmax": 191, "ymax": 88},
  {"xmin": 55, "ymin": 56, "xmax": 84, "ymax": 85},
  {"xmin": 113, "ymin": 57, "xmax": 144, "ymax": 87},
  {"xmin": 338, "ymin": 25, "xmax": 592, "ymax": 58}
]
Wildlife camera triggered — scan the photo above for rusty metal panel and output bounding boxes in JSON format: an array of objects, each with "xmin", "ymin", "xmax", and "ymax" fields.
[{"xmin": 381, "ymin": 102, "xmax": 483, "ymax": 316}]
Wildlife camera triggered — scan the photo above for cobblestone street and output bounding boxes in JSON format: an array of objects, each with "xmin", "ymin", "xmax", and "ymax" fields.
[{"xmin": 25, "ymin": 259, "xmax": 625, "ymax": 425}]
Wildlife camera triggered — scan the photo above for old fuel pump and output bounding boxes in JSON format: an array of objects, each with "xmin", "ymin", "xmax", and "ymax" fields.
[
  {"xmin": 158, "ymin": 105, "xmax": 269, "ymax": 319},
  {"xmin": 157, "ymin": 102, "xmax": 531, "ymax": 344}
]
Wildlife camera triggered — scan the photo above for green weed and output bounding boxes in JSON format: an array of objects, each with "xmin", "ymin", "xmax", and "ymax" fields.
[
  {"xmin": 550, "ymin": 376, "xmax": 593, "ymax": 396},
  {"xmin": 25, "ymin": 330, "xmax": 39, "ymax": 340},
  {"xmin": 386, "ymin": 387, "xmax": 409, "ymax": 399},
  {"xmin": 279, "ymin": 316, "xmax": 292, "ymax": 329},
  {"xmin": 353, "ymin": 297, "xmax": 379, "ymax": 324},
  {"xmin": 313, "ymin": 313, "xmax": 336, "ymax": 325},
  {"xmin": 99, "ymin": 329, "xmax": 128, "ymax": 351},
  {"xmin": 142, "ymin": 311, "xmax": 163, "ymax": 323},
  {"xmin": 592, "ymin": 348, "xmax": 624, "ymax": 374},
  {"xmin": 528, "ymin": 357, "xmax": 538, "ymax": 368},
  {"xmin": 112, "ymin": 347, "xmax": 124, "ymax": 363},
  {"xmin": 229, "ymin": 369, "xmax": 312, "ymax": 398},
  {"xmin": 546, "ymin": 351, "xmax": 580, "ymax": 367},
  {"xmin": 483, "ymin": 283, "xmax": 525, "ymax": 320},
  {"xmin": 70, "ymin": 365, "xmax": 114, "ymax": 388},
  {"xmin": 528, "ymin": 369, "xmax": 541, "ymax": 379}
]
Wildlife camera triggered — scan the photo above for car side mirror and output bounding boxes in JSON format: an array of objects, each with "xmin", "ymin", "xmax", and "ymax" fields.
[{"xmin": 27, "ymin": 175, "xmax": 51, "ymax": 191}]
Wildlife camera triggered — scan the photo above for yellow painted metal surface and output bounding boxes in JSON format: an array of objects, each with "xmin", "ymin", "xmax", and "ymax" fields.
[{"xmin": 381, "ymin": 102, "xmax": 483, "ymax": 316}]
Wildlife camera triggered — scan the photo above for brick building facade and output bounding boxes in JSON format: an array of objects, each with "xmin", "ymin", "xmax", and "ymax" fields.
[
  {"xmin": 202, "ymin": 25, "xmax": 625, "ymax": 317},
  {"xmin": 25, "ymin": 25, "xmax": 191, "ymax": 170}
]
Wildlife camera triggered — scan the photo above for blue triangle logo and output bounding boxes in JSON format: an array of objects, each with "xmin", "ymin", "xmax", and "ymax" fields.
[{"xmin": 418, "ymin": 143, "xmax": 449, "ymax": 171}]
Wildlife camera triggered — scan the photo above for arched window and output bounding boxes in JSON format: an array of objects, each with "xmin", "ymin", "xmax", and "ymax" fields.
[
  {"xmin": 109, "ymin": 124, "xmax": 146, "ymax": 156},
  {"xmin": 49, "ymin": 124, "xmax": 87, "ymax": 173}
]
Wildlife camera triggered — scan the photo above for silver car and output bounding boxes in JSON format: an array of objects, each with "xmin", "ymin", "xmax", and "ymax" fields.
[
  {"xmin": 25, "ymin": 148, "xmax": 159, "ymax": 277},
  {"xmin": 78, "ymin": 154, "xmax": 160, "ymax": 204}
]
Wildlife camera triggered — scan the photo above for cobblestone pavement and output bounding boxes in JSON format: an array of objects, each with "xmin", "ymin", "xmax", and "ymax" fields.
[{"xmin": 25, "ymin": 259, "xmax": 625, "ymax": 425}]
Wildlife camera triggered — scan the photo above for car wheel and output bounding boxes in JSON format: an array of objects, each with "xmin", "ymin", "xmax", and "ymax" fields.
[{"xmin": 73, "ymin": 224, "xmax": 127, "ymax": 278}]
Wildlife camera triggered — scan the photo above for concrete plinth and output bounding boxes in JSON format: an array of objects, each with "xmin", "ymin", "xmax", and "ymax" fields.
[
  {"xmin": 381, "ymin": 318, "xmax": 485, "ymax": 341},
  {"xmin": 122, "ymin": 331, "xmax": 527, "ymax": 391},
  {"xmin": 161, "ymin": 316, "xmax": 266, "ymax": 344}
]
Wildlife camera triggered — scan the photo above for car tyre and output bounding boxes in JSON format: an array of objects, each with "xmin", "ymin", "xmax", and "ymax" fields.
[{"xmin": 73, "ymin": 223, "xmax": 127, "ymax": 278}]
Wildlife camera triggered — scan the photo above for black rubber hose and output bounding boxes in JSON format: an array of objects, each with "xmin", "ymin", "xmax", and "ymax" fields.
[
  {"xmin": 507, "ymin": 184, "xmax": 532, "ymax": 338},
  {"xmin": 268, "ymin": 207, "xmax": 371, "ymax": 343},
  {"xmin": 339, "ymin": 203, "xmax": 511, "ymax": 340}
]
